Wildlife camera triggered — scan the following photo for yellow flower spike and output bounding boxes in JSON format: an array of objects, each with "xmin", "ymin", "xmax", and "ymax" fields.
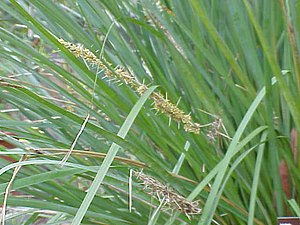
[{"xmin": 58, "ymin": 38, "xmax": 201, "ymax": 134}]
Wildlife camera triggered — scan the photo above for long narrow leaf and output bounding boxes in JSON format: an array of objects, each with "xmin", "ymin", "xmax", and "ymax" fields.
[{"xmin": 71, "ymin": 86, "xmax": 156, "ymax": 224}]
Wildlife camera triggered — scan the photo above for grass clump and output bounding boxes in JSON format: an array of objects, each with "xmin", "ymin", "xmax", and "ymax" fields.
[{"xmin": 0, "ymin": 0, "xmax": 299, "ymax": 225}]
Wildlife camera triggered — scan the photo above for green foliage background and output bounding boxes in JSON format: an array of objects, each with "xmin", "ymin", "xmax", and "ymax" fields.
[{"xmin": 0, "ymin": 0, "xmax": 300, "ymax": 224}]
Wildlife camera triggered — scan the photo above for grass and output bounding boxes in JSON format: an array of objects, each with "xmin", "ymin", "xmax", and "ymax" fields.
[{"xmin": 0, "ymin": 0, "xmax": 299, "ymax": 224}]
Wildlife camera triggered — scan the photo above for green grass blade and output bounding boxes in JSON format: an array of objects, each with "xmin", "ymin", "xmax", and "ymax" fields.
[
  {"xmin": 248, "ymin": 131, "xmax": 268, "ymax": 225},
  {"xmin": 0, "ymin": 168, "xmax": 84, "ymax": 194},
  {"xmin": 172, "ymin": 141, "xmax": 190, "ymax": 175},
  {"xmin": 242, "ymin": 0, "xmax": 300, "ymax": 130},
  {"xmin": 199, "ymin": 77, "xmax": 278, "ymax": 224},
  {"xmin": 0, "ymin": 160, "xmax": 98, "ymax": 176},
  {"xmin": 71, "ymin": 86, "xmax": 156, "ymax": 225},
  {"xmin": 288, "ymin": 199, "xmax": 300, "ymax": 217}
]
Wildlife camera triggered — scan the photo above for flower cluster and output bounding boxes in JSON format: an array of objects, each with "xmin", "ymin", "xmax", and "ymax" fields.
[
  {"xmin": 154, "ymin": 0, "xmax": 174, "ymax": 15},
  {"xmin": 207, "ymin": 117, "xmax": 223, "ymax": 142},
  {"xmin": 58, "ymin": 39, "xmax": 200, "ymax": 133},
  {"xmin": 206, "ymin": 116, "xmax": 231, "ymax": 142},
  {"xmin": 133, "ymin": 170, "xmax": 201, "ymax": 218}
]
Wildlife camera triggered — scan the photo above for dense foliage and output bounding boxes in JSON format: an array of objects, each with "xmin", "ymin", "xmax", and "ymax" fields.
[{"xmin": 0, "ymin": 1, "xmax": 300, "ymax": 224}]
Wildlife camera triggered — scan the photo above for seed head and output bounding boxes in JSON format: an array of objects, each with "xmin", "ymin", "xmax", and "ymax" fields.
[
  {"xmin": 58, "ymin": 38, "xmax": 200, "ymax": 133},
  {"xmin": 133, "ymin": 170, "xmax": 201, "ymax": 218}
]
